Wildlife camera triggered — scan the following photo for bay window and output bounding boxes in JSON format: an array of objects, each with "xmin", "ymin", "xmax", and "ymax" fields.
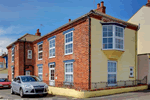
[{"xmin": 102, "ymin": 24, "xmax": 124, "ymax": 50}]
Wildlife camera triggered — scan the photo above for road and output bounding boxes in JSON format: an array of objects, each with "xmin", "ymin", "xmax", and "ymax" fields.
[{"xmin": 1, "ymin": 88, "xmax": 150, "ymax": 100}]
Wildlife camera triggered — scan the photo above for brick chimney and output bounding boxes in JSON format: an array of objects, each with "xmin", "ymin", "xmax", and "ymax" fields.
[
  {"xmin": 69, "ymin": 19, "xmax": 71, "ymax": 22},
  {"xmin": 146, "ymin": 0, "xmax": 150, "ymax": 6},
  {"xmin": 35, "ymin": 29, "xmax": 41, "ymax": 36},
  {"xmin": 96, "ymin": 1, "xmax": 106, "ymax": 13}
]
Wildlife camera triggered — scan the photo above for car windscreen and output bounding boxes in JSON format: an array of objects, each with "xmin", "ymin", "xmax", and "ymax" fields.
[
  {"xmin": 0, "ymin": 78, "xmax": 7, "ymax": 82},
  {"xmin": 21, "ymin": 76, "xmax": 41, "ymax": 82}
]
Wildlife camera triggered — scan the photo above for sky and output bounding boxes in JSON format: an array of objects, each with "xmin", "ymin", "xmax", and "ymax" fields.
[{"xmin": 0, "ymin": 0, "xmax": 147, "ymax": 55}]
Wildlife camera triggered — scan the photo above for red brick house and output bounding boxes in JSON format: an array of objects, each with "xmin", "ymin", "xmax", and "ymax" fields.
[{"xmin": 7, "ymin": 1, "xmax": 139, "ymax": 90}]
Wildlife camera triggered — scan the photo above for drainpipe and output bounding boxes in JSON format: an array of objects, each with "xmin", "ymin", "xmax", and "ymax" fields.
[
  {"xmin": 88, "ymin": 16, "xmax": 91, "ymax": 90},
  {"xmin": 24, "ymin": 38, "xmax": 26, "ymax": 75}
]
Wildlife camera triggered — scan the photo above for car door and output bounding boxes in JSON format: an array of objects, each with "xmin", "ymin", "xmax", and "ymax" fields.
[
  {"xmin": 15, "ymin": 77, "xmax": 22, "ymax": 93},
  {"xmin": 11, "ymin": 77, "xmax": 17, "ymax": 92}
]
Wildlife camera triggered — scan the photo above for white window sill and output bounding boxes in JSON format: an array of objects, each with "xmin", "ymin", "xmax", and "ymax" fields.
[
  {"xmin": 102, "ymin": 48, "xmax": 124, "ymax": 51},
  {"xmin": 65, "ymin": 52, "xmax": 73, "ymax": 56},
  {"xmin": 38, "ymin": 59, "xmax": 43, "ymax": 60},
  {"xmin": 28, "ymin": 58, "xmax": 32, "ymax": 59},
  {"xmin": 49, "ymin": 56, "xmax": 55, "ymax": 59}
]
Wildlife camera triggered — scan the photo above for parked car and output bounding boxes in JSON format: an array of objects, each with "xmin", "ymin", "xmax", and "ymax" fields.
[
  {"xmin": 11, "ymin": 75, "xmax": 48, "ymax": 98},
  {"xmin": 0, "ymin": 78, "xmax": 11, "ymax": 88}
]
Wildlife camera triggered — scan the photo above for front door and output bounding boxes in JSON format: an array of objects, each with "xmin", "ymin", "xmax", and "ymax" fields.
[
  {"xmin": 49, "ymin": 64, "xmax": 55, "ymax": 86},
  {"xmin": 108, "ymin": 61, "xmax": 117, "ymax": 86}
]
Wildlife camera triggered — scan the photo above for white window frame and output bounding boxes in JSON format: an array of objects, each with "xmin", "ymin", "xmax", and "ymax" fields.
[
  {"xmin": 65, "ymin": 62, "xmax": 73, "ymax": 83},
  {"xmin": 107, "ymin": 61, "xmax": 117, "ymax": 86},
  {"xmin": 38, "ymin": 66, "xmax": 43, "ymax": 80},
  {"xmin": 12, "ymin": 48, "xmax": 14, "ymax": 62},
  {"xmin": 102, "ymin": 25, "xmax": 124, "ymax": 51},
  {"xmin": 49, "ymin": 38, "xmax": 56, "ymax": 58},
  {"xmin": 38, "ymin": 43, "xmax": 43, "ymax": 60},
  {"xmin": 28, "ymin": 50, "xmax": 32, "ymax": 59},
  {"xmin": 64, "ymin": 31, "xmax": 73, "ymax": 55},
  {"xmin": 11, "ymin": 67, "xmax": 14, "ymax": 81},
  {"xmin": 129, "ymin": 67, "xmax": 134, "ymax": 77},
  {"xmin": 26, "ymin": 71, "xmax": 30, "ymax": 76},
  {"xmin": 49, "ymin": 63, "xmax": 55, "ymax": 86}
]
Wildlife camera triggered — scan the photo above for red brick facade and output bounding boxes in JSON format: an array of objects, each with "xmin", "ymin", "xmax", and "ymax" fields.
[{"xmin": 7, "ymin": 17, "xmax": 91, "ymax": 90}]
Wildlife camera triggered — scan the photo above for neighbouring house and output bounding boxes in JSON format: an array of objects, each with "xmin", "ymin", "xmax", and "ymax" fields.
[
  {"xmin": 7, "ymin": 1, "xmax": 139, "ymax": 90},
  {"xmin": 0, "ymin": 53, "xmax": 8, "ymax": 78},
  {"xmin": 128, "ymin": 0, "xmax": 150, "ymax": 84}
]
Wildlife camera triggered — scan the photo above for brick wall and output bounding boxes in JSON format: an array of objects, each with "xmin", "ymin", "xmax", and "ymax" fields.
[{"xmin": 33, "ymin": 18, "xmax": 90, "ymax": 90}]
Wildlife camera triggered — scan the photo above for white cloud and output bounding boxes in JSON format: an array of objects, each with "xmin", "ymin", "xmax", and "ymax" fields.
[
  {"xmin": 0, "ymin": 38, "xmax": 12, "ymax": 55},
  {"xmin": 0, "ymin": 37, "xmax": 16, "ymax": 55},
  {"xmin": 0, "ymin": 25, "xmax": 28, "ymax": 35}
]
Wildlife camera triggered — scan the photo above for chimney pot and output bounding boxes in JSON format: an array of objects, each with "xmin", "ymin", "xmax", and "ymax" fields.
[
  {"xmin": 148, "ymin": 0, "xmax": 150, "ymax": 3},
  {"xmin": 69, "ymin": 19, "xmax": 71, "ymax": 22},
  {"xmin": 35, "ymin": 29, "xmax": 41, "ymax": 36},
  {"xmin": 97, "ymin": 3, "xmax": 100, "ymax": 9},
  {"xmin": 101, "ymin": 1, "xmax": 104, "ymax": 7}
]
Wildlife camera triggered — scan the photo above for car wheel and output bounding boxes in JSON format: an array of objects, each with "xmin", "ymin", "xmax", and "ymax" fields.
[
  {"xmin": 43, "ymin": 93, "xmax": 48, "ymax": 97},
  {"xmin": 11, "ymin": 87, "xmax": 14, "ymax": 94},
  {"xmin": 19, "ymin": 88, "xmax": 24, "ymax": 98}
]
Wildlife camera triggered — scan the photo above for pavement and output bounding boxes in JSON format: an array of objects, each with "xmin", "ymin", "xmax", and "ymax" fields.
[{"xmin": 1, "ymin": 88, "xmax": 150, "ymax": 100}]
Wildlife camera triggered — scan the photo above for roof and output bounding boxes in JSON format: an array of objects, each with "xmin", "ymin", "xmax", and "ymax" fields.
[
  {"xmin": 6, "ymin": 33, "xmax": 41, "ymax": 48},
  {"xmin": 33, "ymin": 10, "xmax": 138, "ymax": 43}
]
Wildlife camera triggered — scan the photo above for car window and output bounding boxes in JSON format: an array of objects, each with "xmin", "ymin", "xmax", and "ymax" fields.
[
  {"xmin": 0, "ymin": 78, "xmax": 6, "ymax": 82},
  {"xmin": 21, "ymin": 76, "xmax": 41, "ymax": 82}
]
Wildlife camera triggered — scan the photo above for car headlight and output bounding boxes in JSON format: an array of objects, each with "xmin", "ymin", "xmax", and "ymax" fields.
[
  {"xmin": 24, "ymin": 84, "xmax": 33, "ymax": 88},
  {"xmin": 0, "ymin": 84, "xmax": 3, "ymax": 86}
]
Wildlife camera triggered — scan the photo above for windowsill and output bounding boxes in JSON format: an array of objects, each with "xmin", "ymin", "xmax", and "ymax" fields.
[
  {"xmin": 49, "ymin": 56, "xmax": 55, "ymax": 59},
  {"xmin": 38, "ymin": 59, "xmax": 43, "ymax": 60},
  {"xmin": 27, "ymin": 58, "xmax": 32, "ymax": 59},
  {"xmin": 129, "ymin": 76, "xmax": 134, "ymax": 78},
  {"xmin": 63, "ymin": 82, "xmax": 74, "ymax": 86},
  {"xmin": 102, "ymin": 49, "xmax": 124, "ymax": 52},
  {"xmin": 65, "ymin": 52, "xmax": 73, "ymax": 56},
  {"xmin": 12, "ymin": 61, "xmax": 14, "ymax": 63}
]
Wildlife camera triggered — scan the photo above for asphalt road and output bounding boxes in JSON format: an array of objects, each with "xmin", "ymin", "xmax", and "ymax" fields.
[{"xmin": 1, "ymin": 88, "xmax": 150, "ymax": 100}]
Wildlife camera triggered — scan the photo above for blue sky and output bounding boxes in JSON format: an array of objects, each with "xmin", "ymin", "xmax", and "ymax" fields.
[{"xmin": 0, "ymin": 0, "xmax": 147, "ymax": 55}]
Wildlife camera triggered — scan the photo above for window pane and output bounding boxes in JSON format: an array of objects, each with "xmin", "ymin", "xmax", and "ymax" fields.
[
  {"xmin": 103, "ymin": 38, "xmax": 107, "ymax": 43},
  {"xmin": 39, "ymin": 44, "xmax": 43, "ymax": 51},
  {"xmin": 103, "ymin": 32, "xmax": 107, "ymax": 37},
  {"xmin": 108, "ymin": 44, "xmax": 112, "ymax": 49},
  {"xmin": 108, "ymin": 38, "xmax": 112, "ymax": 43},
  {"xmin": 108, "ymin": 26, "xmax": 112, "ymax": 31},
  {"xmin": 103, "ymin": 26, "xmax": 107, "ymax": 31},
  {"xmin": 108, "ymin": 32, "xmax": 113, "ymax": 36},
  {"xmin": 103, "ymin": 44, "xmax": 107, "ymax": 49}
]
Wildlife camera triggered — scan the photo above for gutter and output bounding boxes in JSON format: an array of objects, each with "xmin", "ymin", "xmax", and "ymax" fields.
[
  {"xmin": 24, "ymin": 38, "xmax": 26, "ymax": 75},
  {"xmin": 88, "ymin": 16, "xmax": 91, "ymax": 90}
]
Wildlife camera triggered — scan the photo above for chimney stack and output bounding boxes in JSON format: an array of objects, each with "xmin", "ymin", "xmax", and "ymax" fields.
[
  {"xmin": 97, "ymin": 3, "xmax": 100, "ymax": 9},
  {"xmin": 35, "ymin": 29, "xmax": 41, "ymax": 36},
  {"xmin": 69, "ymin": 19, "xmax": 71, "ymax": 22},
  {"xmin": 96, "ymin": 1, "xmax": 106, "ymax": 13},
  {"xmin": 148, "ymin": 0, "xmax": 150, "ymax": 3}
]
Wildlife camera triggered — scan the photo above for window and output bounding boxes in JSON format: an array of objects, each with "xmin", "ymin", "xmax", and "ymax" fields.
[
  {"xmin": 103, "ymin": 25, "xmax": 124, "ymax": 50},
  {"xmin": 11, "ymin": 66, "xmax": 14, "ymax": 81},
  {"xmin": 49, "ymin": 38, "xmax": 55, "ymax": 58},
  {"xmin": 65, "ymin": 62, "xmax": 73, "ymax": 82},
  {"xmin": 12, "ymin": 47, "xmax": 14, "ymax": 62},
  {"xmin": 65, "ymin": 32, "xmax": 73, "ymax": 55},
  {"xmin": 38, "ymin": 43, "xmax": 43, "ymax": 60},
  {"xmin": 108, "ymin": 61, "xmax": 117, "ymax": 85},
  {"xmin": 38, "ymin": 66, "xmax": 43, "ymax": 80},
  {"xmin": 28, "ymin": 50, "xmax": 32, "ymax": 59},
  {"xmin": 130, "ymin": 67, "xmax": 134, "ymax": 77},
  {"xmin": 26, "ymin": 71, "xmax": 30, "ymax": 76}
]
